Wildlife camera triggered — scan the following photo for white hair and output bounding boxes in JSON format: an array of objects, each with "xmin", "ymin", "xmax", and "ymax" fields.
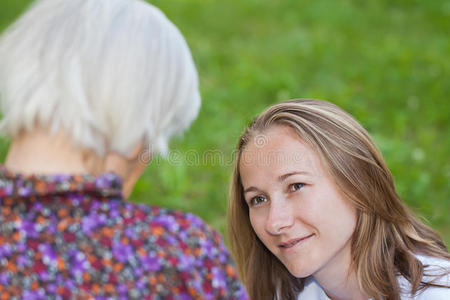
[{"xmin": 0, "ymin": 0, "xmax": 200, "ymax": 156}]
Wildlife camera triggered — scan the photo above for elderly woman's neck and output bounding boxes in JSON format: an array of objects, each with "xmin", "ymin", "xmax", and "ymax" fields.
[
  {"xmin": 4, "ymin": 129, "xmax": 149, "ymax": 198},
  {"xmin": 4, "ymin": 129, "xmax": 96, "ymax": 175}
]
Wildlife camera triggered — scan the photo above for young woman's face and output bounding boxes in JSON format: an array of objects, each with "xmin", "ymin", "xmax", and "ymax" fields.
[{"xmin": 239, "ymin": 125, "xmax": 357, "ymax": 280}]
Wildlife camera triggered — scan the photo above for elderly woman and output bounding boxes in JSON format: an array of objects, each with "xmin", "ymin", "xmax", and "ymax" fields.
[{"xmin": 0, "ymin": 0, "xmax": 248, "ymax": 298}]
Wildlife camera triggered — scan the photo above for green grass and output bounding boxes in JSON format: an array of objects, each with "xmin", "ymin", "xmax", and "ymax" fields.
[{"xmin": 1, "ymin": 0, "xmax": 449, "ymax": 247}]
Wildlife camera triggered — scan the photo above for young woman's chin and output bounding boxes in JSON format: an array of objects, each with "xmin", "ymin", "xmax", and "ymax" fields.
[{"xmin": 278, "ymin": 256, "xmax": 317, "ymax": 279}]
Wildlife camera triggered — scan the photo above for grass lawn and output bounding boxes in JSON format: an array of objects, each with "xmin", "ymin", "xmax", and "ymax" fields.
[{"xmin": 1, "ymin": 0, "xmax": 449, "ymax": 247}]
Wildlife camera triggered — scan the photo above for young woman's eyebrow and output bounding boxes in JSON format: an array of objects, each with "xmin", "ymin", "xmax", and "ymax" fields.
[
  {"xmin": 243, "ymin": 172, "xmax": 310, "ymax": 194},
  {"xmin": 278, "ymin": 171, "xmax": 310, "ymax": 182},
  {"xmin": 243, "ymin": 186, "xmax": 259, "ymax": 194}
]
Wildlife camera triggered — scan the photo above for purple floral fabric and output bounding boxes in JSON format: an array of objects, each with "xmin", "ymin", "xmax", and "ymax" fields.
[{"xmin": 0, "ymin": 166, "xmax": 248, "ymax": 299}]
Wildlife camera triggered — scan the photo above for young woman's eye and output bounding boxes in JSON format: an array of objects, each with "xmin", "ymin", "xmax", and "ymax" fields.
[
  {"xmin": 249, "ymin": 195, "xmax": 267, "ymax": 206},
  {"xmin": 289, "ymin": 183, "xmax": 304, "ymax": 192}
]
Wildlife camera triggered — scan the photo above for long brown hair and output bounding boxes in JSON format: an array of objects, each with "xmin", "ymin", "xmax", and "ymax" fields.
[{"xmin": 228, "ymin": 99, "xmax": 449, "ymax": 300}]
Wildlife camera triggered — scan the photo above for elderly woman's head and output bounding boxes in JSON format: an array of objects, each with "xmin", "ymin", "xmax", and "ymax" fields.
[{"xmin": 0, "ymin": 0, "xmax": 200, "ymax": 194}]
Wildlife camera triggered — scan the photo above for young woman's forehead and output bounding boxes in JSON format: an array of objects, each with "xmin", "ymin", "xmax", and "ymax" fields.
[{"xmin": 239, "ymin": 128, "xmax": 322, "ymax": 182}]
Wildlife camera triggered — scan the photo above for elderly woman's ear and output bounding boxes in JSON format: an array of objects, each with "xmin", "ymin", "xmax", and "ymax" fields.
[{"xmin": 102, "ymin": 142, "xmax": 152, "ymax": 198}]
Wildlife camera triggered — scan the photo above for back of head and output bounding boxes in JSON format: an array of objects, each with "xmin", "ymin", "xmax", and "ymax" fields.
[{"xmin": 0, "ymin": 0, "xmax": 200, "ymax": 156}]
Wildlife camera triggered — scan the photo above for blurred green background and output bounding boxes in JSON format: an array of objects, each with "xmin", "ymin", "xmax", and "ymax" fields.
[{"xmin": 1, "ymin": 0, "xmax": 449, "ymax": 247}]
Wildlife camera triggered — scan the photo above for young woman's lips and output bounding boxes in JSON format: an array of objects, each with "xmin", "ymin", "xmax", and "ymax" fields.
[{"xmin": 278, "ymin": 234, "xmax": 314, "ymax": 250}]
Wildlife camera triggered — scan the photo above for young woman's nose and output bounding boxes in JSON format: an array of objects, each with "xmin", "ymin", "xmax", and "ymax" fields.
[{"xmin": 265, "ymin": 198, "xmax": 294, "ymax": 235}]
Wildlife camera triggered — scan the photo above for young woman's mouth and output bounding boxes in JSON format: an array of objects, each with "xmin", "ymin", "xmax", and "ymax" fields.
[{"xmin": 278, "ymin": 234, "xmax": 314, "ymax": 250}]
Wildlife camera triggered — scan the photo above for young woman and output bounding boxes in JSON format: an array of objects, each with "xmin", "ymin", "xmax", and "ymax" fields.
[{"xmin": 228, "ymin": 99, "xmax": 449, "ymax": 299}]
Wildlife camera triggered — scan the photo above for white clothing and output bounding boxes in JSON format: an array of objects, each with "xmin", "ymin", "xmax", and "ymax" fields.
[{"xmin": 297, "ymin": 255, "xmax": 450, "ymax": 299}]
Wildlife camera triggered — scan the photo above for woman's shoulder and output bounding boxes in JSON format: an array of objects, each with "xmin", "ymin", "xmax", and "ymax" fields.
[
  {"xmin": 122, "ymin": 202, "xmax": 226, "ymax": 245},
  {"xmin": 399, "ymin": 254, "xmax": 450, "ymax": 300},
  {"xmin": 296, "ymin": 256, "xmax": 450, "ymax": 300},
  {"xmin": 411, "ymin": 286, "xmax": 450, "ymax": 300},
  {"xmin": 417, "ymin": 254, "xmax": 450, "ymax": 283}
]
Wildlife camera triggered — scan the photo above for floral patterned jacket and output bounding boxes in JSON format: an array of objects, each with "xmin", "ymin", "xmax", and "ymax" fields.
[{"xmin": 0, "ymin": 167, "xmax": 248, "ymax": 300}]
